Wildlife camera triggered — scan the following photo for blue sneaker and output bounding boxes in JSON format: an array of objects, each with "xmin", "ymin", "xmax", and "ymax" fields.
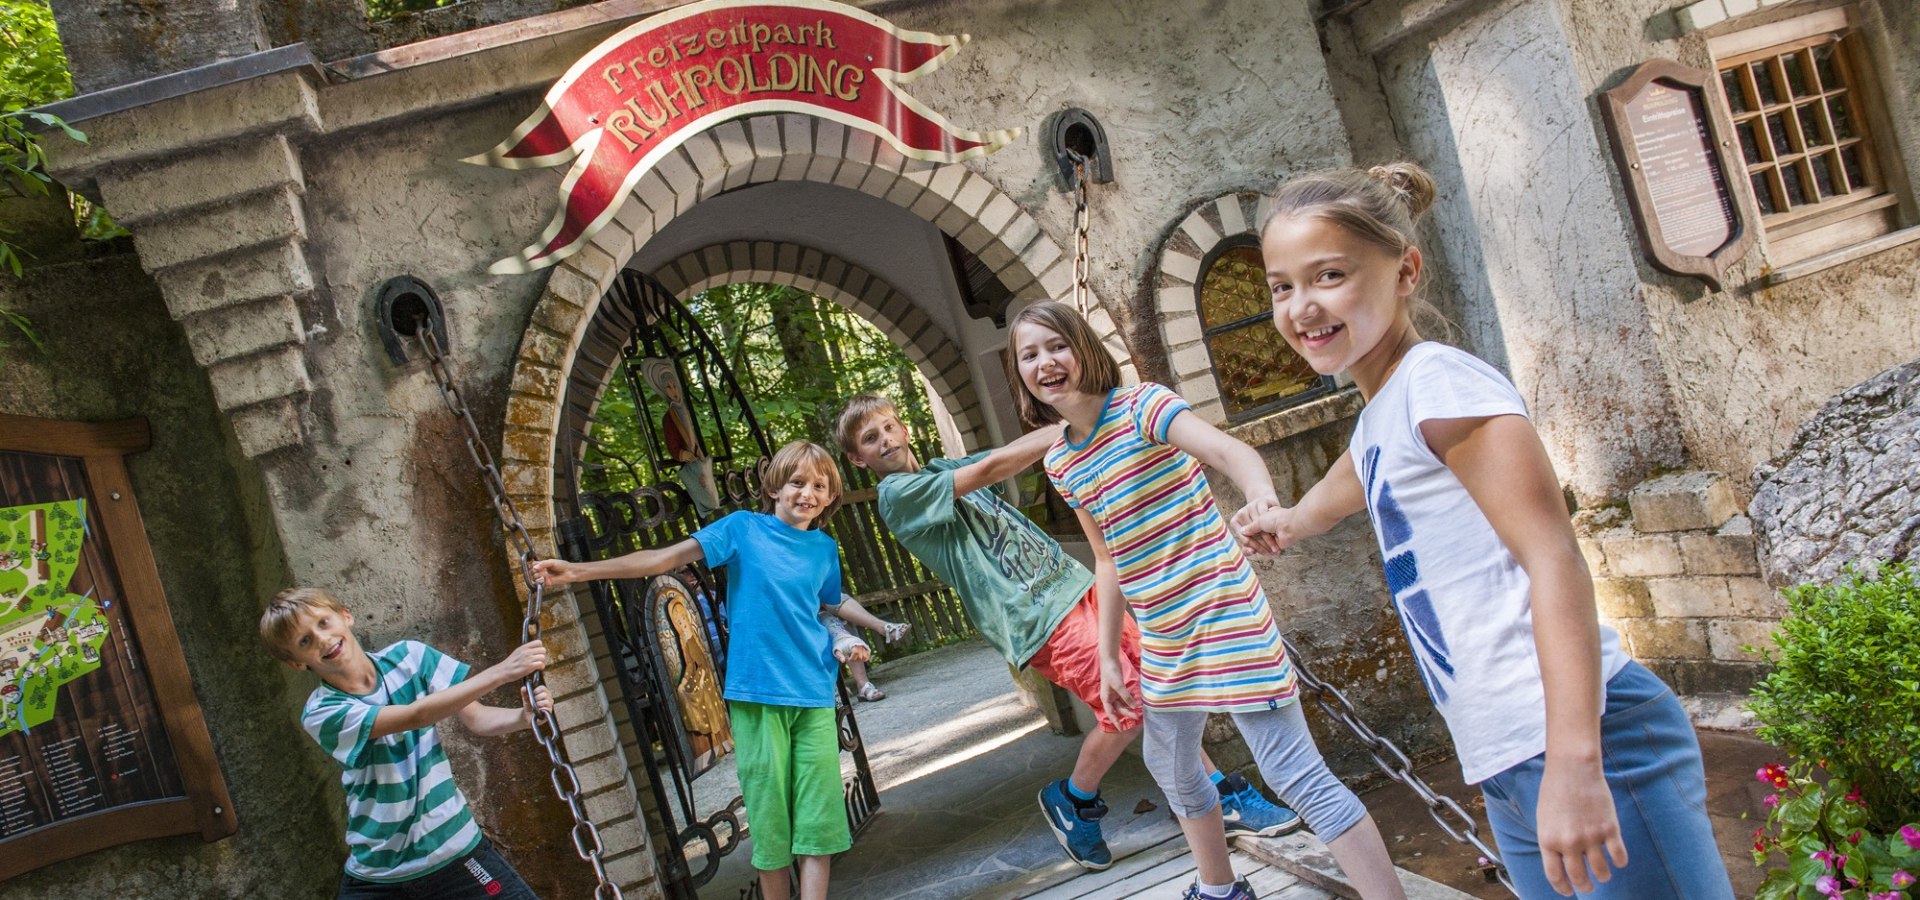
[
  {"xmin": 1180, "ymin": 877, "xmax": 1258, "ymax": 899},
  {"xmin": 1037, "ymin": 778, "xmax": 1113, "ymax": 870},
  {"xmin": 1217, "ymin": 773, "xmax": 1303, "ymax": 838}
]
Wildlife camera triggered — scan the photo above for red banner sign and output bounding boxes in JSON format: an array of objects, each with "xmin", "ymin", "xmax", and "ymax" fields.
[{"xmin": 470, "ymin": 0, "xmax": 1020, "ymax": 274}]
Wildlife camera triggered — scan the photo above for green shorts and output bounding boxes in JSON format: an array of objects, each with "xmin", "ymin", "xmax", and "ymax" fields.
[{"xmin": 729, "ymin": 701, "xmax": 851, "ymax": 870}]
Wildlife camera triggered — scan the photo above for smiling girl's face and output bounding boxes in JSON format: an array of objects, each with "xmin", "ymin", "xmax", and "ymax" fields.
[
  {"xmin": 1012, "ymin": 320, "xmax": 1082, "ymax": 406},
  {"xmin": 1261, "ymin": 212, "xmax": 1421, "ymax": 382}
]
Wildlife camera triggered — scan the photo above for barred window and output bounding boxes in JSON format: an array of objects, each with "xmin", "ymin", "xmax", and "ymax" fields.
[
  {"xmin": 1197, "ymin": 239, "xmax": 1332, "ymax": 419},
  {"xmin": 1713, "ymin": 11, "xmax": 1904, "ymax": 263}
]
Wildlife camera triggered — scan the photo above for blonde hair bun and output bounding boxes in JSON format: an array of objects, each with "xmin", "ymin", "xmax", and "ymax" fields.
[{"xmin": 1365, "ymin": 162, "xmax": 1437, "ymax": 220}]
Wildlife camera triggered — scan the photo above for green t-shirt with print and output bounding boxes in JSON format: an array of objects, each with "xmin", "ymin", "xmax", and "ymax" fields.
[{"xmin": 877, "ymin": 453, "xmax": 1092, "ymax": 666}]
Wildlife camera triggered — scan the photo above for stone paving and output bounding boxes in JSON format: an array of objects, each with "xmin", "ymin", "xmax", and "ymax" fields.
[{"xmin": 695, "ymin": 639, "xmax": 1468, "ymax": 899}]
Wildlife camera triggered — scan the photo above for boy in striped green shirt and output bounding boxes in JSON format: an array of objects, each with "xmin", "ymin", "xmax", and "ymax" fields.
[{"xmin": 261, "ymin": 587, "xmax": 553, "ymax": 899}]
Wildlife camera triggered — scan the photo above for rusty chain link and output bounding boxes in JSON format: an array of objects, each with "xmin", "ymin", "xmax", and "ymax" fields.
[
  {"xmin": 1282, "ymin": 635, "xmax": 1517, "ymax": 895},
  {"xmin": 414, "ymin": 326, "xmax": 624, "ymax": 900},
  {"xmin": 1068, "ymin": 151, "xmax": 1092, "ymax": 316}
]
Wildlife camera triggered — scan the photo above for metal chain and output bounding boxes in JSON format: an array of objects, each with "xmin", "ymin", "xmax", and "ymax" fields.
[
  {"xmin": 1283, "ymin": 636, "xmax": 1518, "ymax": 895},
  {"xmin": 1068, "ymin": 152, "xmax": 1091, "ymax": 315},
  {"xmin": 414, "ymin": 326, "xmax": 624, "ymax": 900}
]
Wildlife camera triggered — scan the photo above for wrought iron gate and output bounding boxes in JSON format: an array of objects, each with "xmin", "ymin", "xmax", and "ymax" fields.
[{"xmin": 554, "ymin": 271, "xmax": 879, "ymax": 900}]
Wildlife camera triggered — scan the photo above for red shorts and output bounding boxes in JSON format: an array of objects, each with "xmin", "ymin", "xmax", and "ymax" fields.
[{"xmin": 1026, "ymin": 587, "xmax": 1143, "ymax": 733}]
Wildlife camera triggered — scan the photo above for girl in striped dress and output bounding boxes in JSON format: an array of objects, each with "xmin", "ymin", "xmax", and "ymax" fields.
[{"xmin": 1006, "ymin": 301, "xmax": 1405, "ymax": 900}]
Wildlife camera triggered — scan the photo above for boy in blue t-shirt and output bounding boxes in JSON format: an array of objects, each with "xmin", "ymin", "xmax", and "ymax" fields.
[
  {"xmin": 532, "ymin": 440, "xmax": 890, "ymax": 900},
  {"xmin": 259, "ymin": 586, "xmax": 553, "ymax": 899}
]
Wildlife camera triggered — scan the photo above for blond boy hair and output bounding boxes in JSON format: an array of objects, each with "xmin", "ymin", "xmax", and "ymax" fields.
[
  {"xmin": 259, "ymin": 586, "xmax": 349, "ymax": 662},
  {"xmin": 760, "ymin": 440, "xmax": 845, "ymax": 527},
  {"xmin": 835, "ymin": 394, "xmax": 901, "ymax": 457}
]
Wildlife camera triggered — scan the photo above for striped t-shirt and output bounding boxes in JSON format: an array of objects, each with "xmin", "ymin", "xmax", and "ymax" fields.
[
  {"xmin": 1045, "ymin": 383, "xmax": 1297, "ymax": 712},
  {"xmin": 302, "ymin": 640, "xmax": 483, "ymax": 882}
]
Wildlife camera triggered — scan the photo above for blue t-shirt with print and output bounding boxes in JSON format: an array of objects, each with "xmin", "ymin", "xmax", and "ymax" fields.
[{"xmin": 692, "ymin": 510, "xmax": 843, "ymax": 708}]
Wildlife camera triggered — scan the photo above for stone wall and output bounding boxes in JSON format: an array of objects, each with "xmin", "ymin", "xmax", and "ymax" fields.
[
  {"xmin": 1579, "ymin": 472, "xmax": 1783, "ymax": 697},
  {"xmin": 0, "ymin": 253, "xmax": 339, "ymax": 899}
]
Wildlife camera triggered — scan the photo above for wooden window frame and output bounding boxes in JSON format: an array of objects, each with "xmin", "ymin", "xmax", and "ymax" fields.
[
  {"xmin": 1709, "ymin": 6, "xmax": 1910, "ymax": 264},
  {"xmin": 1196, "ymin": 236, "xmax": 1337, "ymax": 423}
]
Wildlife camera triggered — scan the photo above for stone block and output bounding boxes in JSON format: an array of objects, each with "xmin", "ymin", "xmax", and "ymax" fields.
[
  {"xmin": 1628, "ymin": 471, "xmax": 1741, "ymax": 533},
  {"xmin": 541, "ymin": 653, "xmax": 598, "ymax": 699},
  {"xmin": 1709, "ymin": 618, "xmax": 1779, "ymax": 661},
  {"xmin": 1678, "ymin": 0, "xmax": 1728, "ymax": 32},
  {"xmin": 179, "ymin": 295, "xmax": 304, "ymax": 368},
  {"xmin": 1180, "ymin": 209, "xmax": 1221, "ymax": 251},
  {"xmin": 1592, "ymin": 577, "xmax": 1653, "ymax": 619},
  {"xmin": 228, "ymin": 396, "xmax": 304, "ymax": 457},
  {"xmin": 1162, "ymin": 249, "xmax": 1202, "ymax": 283},
  {"xmin": 1678, "ymin": 516, "xmax": 1759, "ymax": 575},
  {"xmin": 206, "ymin": 345, "xmax": 310, "ymax": 411},
  {"xmin": 603, "ymin": 851, "xmax": 659, "ymax": 893},
  {"xmin": 583, "ymin": 783, "xmax": 640, "ymax": 826},
  {"xmin": 1577, "ymin": 538, "xmax": 1608, "ymax": 576},
  {"xmin": 596, "ymin": 816, "xmax": 649, "ymax": 859},
  {"xmin": 155, "ymin": 240, "xmax": 314, "ymax": 320},
  {"xmin": 554, "ymin": 690, "xmax": 610, "ymax": 732},
  {"xmin": 1647, "ymin": 577, "xmax": 1732, "ymax": 618},
  {"xmin": 1642, "ymin": 658, "xmax": 1765, "ymax": 695},
  {"xmin": 1725, "ymin": 576, "xmax": 1787, "ymax": 617},
  {"xmin": 1620, "ymin": 618, "xmax": 1710, "ymax": 660},
  {"xmin": 132, "ymin": 186, "xmax": 307, "ymax": 271},
  {"xmin": 559, "ymin": 721, "xmax": 617, "ymax": 765},
  {"xmin": 96, "ymin": 135, "xmax": 302, "ymax": 227},
  {"xmin": 1164, "ymin": 314, "xmax": 1204, "ymax": 346},
  {"xmin": 1597, "ymin": 528, "xmax": 1683, "ymax": 577}
]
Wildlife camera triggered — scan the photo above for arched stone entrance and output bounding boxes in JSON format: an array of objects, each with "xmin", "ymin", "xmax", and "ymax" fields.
[{"xmin": 493, "ymin": 111, "xmax": 1132, "ymax": 897}]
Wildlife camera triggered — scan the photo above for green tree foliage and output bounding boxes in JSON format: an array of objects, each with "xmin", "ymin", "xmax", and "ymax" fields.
[
  {"xmin": 0, "ymin": 0, "xmax": 70, "ymax": 111},
  {"xmin": 1748, "ymin": 562, "xmax": 1920, "ymax": 832},
  {"xmin": 581, "ymin": 283, "xmax": 939, "ymax": 496}
]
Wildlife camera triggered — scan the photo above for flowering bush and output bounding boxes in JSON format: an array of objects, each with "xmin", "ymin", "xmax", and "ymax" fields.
[
  {"xmin": 1747, "ymin": 562, "xmax": 1920, "ymax": 832},
  {"xmin": 1751, "ymin": 761, "xmax": 1920, "ymax": 900}
]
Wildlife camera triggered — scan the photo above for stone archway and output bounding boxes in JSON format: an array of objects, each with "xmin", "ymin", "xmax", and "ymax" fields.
[
  {"xmin": 489, "ymin": 112, "xmax": 1128, "ymax": 898},
  {"xmin": 649, "ymin": 240, "xmax": 991, "ymax": 451}
]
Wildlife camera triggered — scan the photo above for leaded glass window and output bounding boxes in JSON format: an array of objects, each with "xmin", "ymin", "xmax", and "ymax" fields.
[{"xmin": 1197, "ymin": 238, "xmax": 1333, "ymax": 419}]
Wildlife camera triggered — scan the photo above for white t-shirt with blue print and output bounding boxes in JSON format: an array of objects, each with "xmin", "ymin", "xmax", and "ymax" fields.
[{"xmin": 1348, "ymin": 342, "xmax": 1627, "ymax": 784}]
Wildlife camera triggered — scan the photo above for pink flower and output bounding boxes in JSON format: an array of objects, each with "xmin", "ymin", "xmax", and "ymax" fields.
[
  {"xmin": 1813, "ymin": 846, "xmax": 1848, "ymax": 871},
  {"xmin": 1848, "ymin": 830, "xmax": 1862, "ymax": 844},
  {"xmin": 1902, "ymin": 825, "xmax": 1920, "ymax": 851},
  {"xmin": 1891, "ymin": 870, "xmax": 1914, "ymax": 890},
  {"xmin": 1815, "ymin": 875, "xmax": 1841, "ymax": 898},
  {"xmin": 1763, "ymin": 793, "xmax": 1780, "ymax": 808},
  {"xmin": 1869, "ymin": 892, "xmax": 1900, "ymax": 900},
  {"xmin": 1757, "ymin": 763, "xmax": 1792, "ymax": 789}
]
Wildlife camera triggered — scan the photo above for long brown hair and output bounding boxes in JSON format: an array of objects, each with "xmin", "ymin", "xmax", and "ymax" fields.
[{"xmin": 1003, "ymin": 301, "xmax": 1123, "ymax": 428}]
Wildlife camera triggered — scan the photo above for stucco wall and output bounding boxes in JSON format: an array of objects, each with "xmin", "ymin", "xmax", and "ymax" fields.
[
  {"xmin": 0, "ymin": 253, "xmax": 336, "ymax": 898},
  {"xmin": 1556, "ymin": 0, "xmax": 1920, "ymax": 493}
]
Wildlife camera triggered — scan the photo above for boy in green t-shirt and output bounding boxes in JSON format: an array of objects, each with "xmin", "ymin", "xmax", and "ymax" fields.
[
  {"xmin": 261, "ymin": 587, "xmax": 552, "ymax": 899},
  {"xmin": 837, "ymin": 396, "xmax": 1301, "ymax": 872}
]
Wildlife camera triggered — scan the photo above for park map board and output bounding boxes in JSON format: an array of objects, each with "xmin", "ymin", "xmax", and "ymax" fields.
[{"xmin": 0, "ymin": 417, "xmax": 234, "ymax": 881}]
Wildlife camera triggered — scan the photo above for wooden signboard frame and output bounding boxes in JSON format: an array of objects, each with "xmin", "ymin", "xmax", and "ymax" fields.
[
  {"xmin": 0, "ymin": 413, "xmax": 236, "ymax": 880},
  {"xmin": 1599, "ymin": 59, "xmax": 1756, "ymax": 290}
]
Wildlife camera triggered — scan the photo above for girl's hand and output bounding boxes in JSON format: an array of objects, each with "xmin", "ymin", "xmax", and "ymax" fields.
[
  {"xmin": 1232, "ymin": 504, "xmax": 1295, "ymax": 556},
  {"xmin": 1099, "ymin": 659, "xmax": 1138, "ymax": 717},
  {"xmin": 529, "ymin": 559, "xmax": 577, "ymax": 586},
  {"xmin": 1535, "ymin": 758, "xmax": 1627, "ymax": 895}
]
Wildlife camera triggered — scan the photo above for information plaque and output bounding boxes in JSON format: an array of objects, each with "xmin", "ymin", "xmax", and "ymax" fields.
[
  {"xmin": 0, "ymin": 415, "xmax": 235, "ymax": 881},
  {"xmin": 1600, "ymin": 59, "xmax": 1755, "ymax": 289}
]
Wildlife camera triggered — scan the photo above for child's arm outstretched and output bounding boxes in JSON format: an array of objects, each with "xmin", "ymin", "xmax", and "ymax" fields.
[
  {"xmin": 951, "ymin": 422, "xmax": 1067, "ymax": 498},
  {"xmin": 1076, "ymin": 508, "xmax": 1137, "ymax": 718},
  {"xmin": 1425, "ymin": 414, "xmax": 1625, "ymax": 897},
  {"xmin": 371, "ymin": 640, "xmax": 550, "ymax": 739},
  {"xmin": 1164, "ymin": 410, "xmax": 1281, "ymax": 526},
  {"xmin": 530, "ymin": 539, "xmax": 705, "ymax": 587}
]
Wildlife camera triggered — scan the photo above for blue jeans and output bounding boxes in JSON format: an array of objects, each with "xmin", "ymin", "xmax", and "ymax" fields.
[
  {"xmin": 336, "ymin": 839, "xmax": 539, "ymax": 899},
  {"xmin": 1479, "ymin": 662, "xmax": 1732, "ymax": 900}
]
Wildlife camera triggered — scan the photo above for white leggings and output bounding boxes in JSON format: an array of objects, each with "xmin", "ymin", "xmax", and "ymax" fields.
[{"xmin": 1143, "ymin": 700, "xmax": 1366, "ymax": 841}]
